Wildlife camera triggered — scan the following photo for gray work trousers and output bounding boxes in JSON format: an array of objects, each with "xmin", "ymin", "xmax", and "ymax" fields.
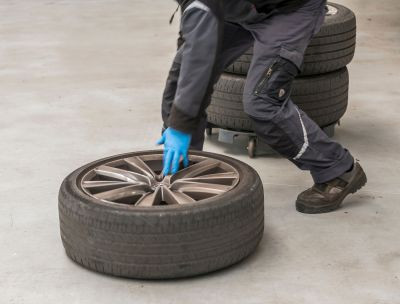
[{"xmin": 161, "ymin": 0, "xmax": 354, "ymax": 183}]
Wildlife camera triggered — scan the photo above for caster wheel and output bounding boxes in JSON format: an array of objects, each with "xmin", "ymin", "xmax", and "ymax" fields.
[
  {"xmin": 206, "ymin": 127, "xmax": 212, "ymax": 136},
  {"xmin": 247, "ymin": 137, "xmax": 257, "ymax": 158}
]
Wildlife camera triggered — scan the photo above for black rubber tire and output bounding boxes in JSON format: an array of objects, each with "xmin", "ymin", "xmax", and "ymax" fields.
[
  {"xmin": 58, "ymin": 150, "xmax": 264, "ymax": 279},
  {"xmin": 225, "ymin": 2, "xmax": 356, "ymax": 76},
  {"xmin": 207, "ymin": 67, "xmax": 349, "ymax": 131}
]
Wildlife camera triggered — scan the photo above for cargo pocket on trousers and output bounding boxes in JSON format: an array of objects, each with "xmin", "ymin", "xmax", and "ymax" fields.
[{"xmin": 253, "ymin": 47, "xmax": 301, "ymax": 102}]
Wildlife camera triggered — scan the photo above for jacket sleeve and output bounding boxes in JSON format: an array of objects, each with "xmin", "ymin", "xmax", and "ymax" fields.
[{"xmin": 167, "ymin": 1, "xmax": 222, "ymax": 134}]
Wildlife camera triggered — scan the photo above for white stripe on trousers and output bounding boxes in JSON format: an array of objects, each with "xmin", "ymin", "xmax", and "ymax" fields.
[{"xmin": 293, "ymin": 107, "xmax": 309, "ymax": 160}]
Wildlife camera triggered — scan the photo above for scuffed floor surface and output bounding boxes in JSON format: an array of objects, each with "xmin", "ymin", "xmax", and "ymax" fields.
[{"xmin": 1, "ymin": 0, "xmax": 399, "ymax": 303}]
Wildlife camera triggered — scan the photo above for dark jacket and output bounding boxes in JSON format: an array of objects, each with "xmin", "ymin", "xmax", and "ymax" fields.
[{"xmin": 168, "ymin": 0, "xmax": 308, "ymax": 133}]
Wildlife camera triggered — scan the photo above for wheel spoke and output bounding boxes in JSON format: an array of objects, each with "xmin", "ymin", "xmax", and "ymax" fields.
[
  {"xmin": 170, "ymin": 181, "xmax": 231, "ymax": 195},
  {"xmin": 177, "ymin": 172, "xmax": 238, "ymax": 185},
  {"xmin": 96, "ymin": 184, "xmax": 150, "ymax": 201},
  {"xmin": 170, "ymin": 158, "xmax": 220, "ymax": 182},
  {"xmin": 82, "ymin": 180, "xmax": 134, "ymax": 195},
  {"xmin": 95, "ymin": 165, "xmax": 151, "ymax": 184},
  {"xmin": 161, "ymin": 186, "xmax": 195, "ymax": 205},
  {"xmin": 82, "ymin": 180, "xmax": 132, "ymax": 191},
  {"xmin": 124, "ymin": 156, "xmax": 156, "ymax": 178},
  {"xmin": 135, "ymin": 186, "xmax": 162, "ymax": 206},
  {"xmin": 171, "ymin": 191, "xmax": 196, "ymax": 205}
]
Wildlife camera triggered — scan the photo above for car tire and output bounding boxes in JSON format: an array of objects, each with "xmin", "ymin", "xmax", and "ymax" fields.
[
  {"xmin": 207, "ymin": 67, "xmax": 349, "ymax": 131},
  {"xmin": 225, "ymin": 2, "xmax": 356, "ymax": 76},
  {"xmin": 59, "ymin": 150, "xmax": 264, "ymax": 279}
]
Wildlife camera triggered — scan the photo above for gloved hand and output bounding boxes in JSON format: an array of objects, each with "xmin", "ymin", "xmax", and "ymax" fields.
[{"xmin": 156, "ymin": 127, "xmax": 191, "ymax": 175}]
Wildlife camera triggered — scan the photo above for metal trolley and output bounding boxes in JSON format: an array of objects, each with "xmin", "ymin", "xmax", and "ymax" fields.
[{"xmin": 206, "ymin": 121, "xmax": 338, "ymax": 158}]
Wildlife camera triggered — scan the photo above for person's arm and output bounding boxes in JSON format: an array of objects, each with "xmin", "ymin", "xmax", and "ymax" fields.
[
  {"xmin": 158, "ymin": 0, "xmax": 222, "ymax": 175},
  {"xmin": 167, "ymin": 0, "xmax": 222, "ymax": 134}
]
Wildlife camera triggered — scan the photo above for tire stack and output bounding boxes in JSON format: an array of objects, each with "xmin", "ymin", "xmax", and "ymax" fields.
[{"xmin": 207, "ymin": 3, "xmax": 356, "ymax": 155}]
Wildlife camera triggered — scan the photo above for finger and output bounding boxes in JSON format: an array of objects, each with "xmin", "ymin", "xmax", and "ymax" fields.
[
  {"xmin": 183, "ymin": 151, "xmax": 189, "ymax": 167},
  {"xmin": 171, "ymin": 151, "xmax": 181, "ymax": 174},
  {"xmin": 156, "ymin": 133, "xmax": 166, "ymax": 145},
  {"xmin": 163, "ymin": 149, "xmax": 174, "ymax": 176}
]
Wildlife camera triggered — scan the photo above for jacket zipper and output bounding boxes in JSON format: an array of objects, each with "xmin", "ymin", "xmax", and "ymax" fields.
[{"xmin": 254, "ymin": 60, "xmax": 278, "ymax": 95}]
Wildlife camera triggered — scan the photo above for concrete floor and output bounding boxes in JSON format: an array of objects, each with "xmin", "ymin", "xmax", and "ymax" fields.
[{"xmin": 1, "ymin": 0, "xmax": 399, "ymax": 303}]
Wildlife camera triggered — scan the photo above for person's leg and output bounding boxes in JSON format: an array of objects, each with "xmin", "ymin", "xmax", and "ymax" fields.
[
  {"xmin": 242, "ymin": 0, "xmax": 366, "ymax": 212},
  {"xmin": 161, "ymin": 22, "xmax": 253, "ymax": 150}
]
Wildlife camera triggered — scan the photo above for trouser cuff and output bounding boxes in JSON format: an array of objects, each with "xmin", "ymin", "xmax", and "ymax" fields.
[{"xmin": 311, "ymin": 151, "xmax": 354, "ymax": 184}]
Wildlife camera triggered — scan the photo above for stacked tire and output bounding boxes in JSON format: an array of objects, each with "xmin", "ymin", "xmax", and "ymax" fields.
[{"xmin": 207, "ymin": 3, "xmax": 356, "ymax": 137}]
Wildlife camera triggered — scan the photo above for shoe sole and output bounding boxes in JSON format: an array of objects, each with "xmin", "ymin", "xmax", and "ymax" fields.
[{"xmin": 296, "ymin": 163, "xmax": 367, "ymax": 214}]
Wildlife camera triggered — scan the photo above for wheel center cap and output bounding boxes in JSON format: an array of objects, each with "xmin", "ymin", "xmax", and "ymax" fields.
[{"xmin": 150, "ymin": 175, "xmax": 171, "ymax": 191}]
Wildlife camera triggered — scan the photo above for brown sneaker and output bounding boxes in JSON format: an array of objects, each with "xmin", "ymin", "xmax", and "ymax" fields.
[{"xmin": 296, "ymin": 162, "xmax": 367, "ymax": 214}]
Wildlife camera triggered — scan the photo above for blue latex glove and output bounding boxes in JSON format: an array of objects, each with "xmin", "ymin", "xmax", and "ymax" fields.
[{"xmin": 156, "ymin": 127, "xmax": 191, "ymax": 175}]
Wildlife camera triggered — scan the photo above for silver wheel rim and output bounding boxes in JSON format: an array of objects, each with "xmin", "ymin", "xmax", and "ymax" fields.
[
  {"xmin": 80, "ymin": 153, "xmax": 240, "ymax": 207},
  {"xmin": 326, "ymin": 4, "xmax": 338, "ymax": 16}
]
